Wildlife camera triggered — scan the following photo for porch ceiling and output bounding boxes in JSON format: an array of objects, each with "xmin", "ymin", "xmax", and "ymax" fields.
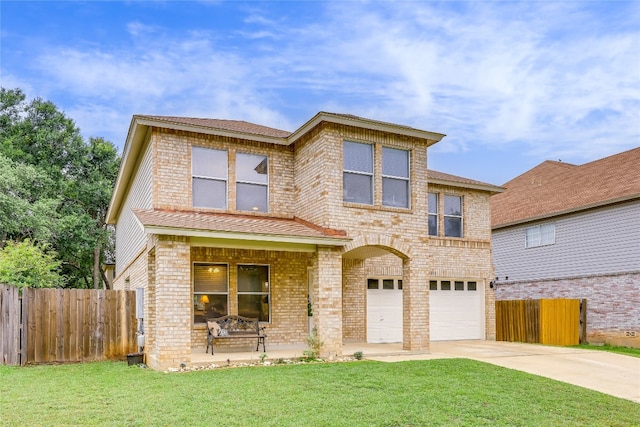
[{"xmin": 133, "ymin": 209, "xmax": 351, "ymax": 247}]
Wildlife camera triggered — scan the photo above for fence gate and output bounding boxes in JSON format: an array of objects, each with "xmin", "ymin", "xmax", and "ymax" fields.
[{"xmin": 496, "ymin": 298, "xmax": 585, "ymax": 346}]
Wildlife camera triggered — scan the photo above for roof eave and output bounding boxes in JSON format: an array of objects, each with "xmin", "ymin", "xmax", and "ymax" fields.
[
  {"xmin": 144, "ymin": 225, "xmax": 352, "ymax": 246},
  {"xmin": 287, "ymin": 112, "xmax": 446, "ymax": 145},
  {"xmin": 428, "ymin": 178, "xmax": 504, "ymax": 194},
  {"xmin": 492, "ymin": 193, "xmax": 640, "ymax": 230},
  {"xmin": 106, "ymin": 117, "xmax": 150, "ymax": 224}
]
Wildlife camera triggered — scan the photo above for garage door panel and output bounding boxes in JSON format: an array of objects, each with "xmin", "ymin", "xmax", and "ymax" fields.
[{"xmin": 430, "ymin": 283, "xmax": 484, "ymax": 341}]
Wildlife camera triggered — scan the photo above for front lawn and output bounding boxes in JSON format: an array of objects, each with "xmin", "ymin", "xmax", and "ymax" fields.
[{"xmin": 1, "ymin": 359, "xmax": 638, "ymax": 426}]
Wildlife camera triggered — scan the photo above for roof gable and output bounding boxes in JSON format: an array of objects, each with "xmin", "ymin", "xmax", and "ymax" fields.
[{"xmin": 491, "ymin": 147, "xmax": 640, "ymax": 228}]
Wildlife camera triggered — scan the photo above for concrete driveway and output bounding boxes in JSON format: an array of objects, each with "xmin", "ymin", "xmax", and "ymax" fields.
[{"xmin": 367, "ymin": 340, "xmax": 640, "ymax": 403}]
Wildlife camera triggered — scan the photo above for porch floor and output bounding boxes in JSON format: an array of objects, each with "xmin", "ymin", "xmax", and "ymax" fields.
[{"xmin": 189, "ymin": 342, "xmax": 429, "ymax": 367}]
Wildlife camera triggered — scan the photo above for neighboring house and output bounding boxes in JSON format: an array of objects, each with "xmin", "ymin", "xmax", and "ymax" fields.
[
  {"xmin": 107, "ymin": 112, "xmax": 502, "ymax": 370},
  {"xmin": 491, "ymin": 148, "xmax": 640, "ymax": 348}
]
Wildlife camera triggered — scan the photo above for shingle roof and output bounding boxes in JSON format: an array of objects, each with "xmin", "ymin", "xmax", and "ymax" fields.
[
  {"xmin": 132, "ymin": 209, "xmax": 348, "ymax": 241},
  {"xmin": 491, "ymin": 147, "xmax": 640, "ymax": 228},
  {"xmin": 137, "ymin": 115, "xmax": 292, "ymax": 138}
]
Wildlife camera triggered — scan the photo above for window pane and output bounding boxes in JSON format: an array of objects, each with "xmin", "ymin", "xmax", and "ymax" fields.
[
  {"xmin": 540, "ymin": 224, "xmax": 555, "ymax": 245},
  {"xmin": 236, "ymin": 182, "xmax": 268, "ymax": 212},
  {"xmin": 382, "ymin": 147, "xmax": 409, "ymax": 178},
  {"xmin": 429, "ymin": 280, "xmax": 438, "ymax": 291},
  {"xmin": 467, "ymin": 281, "xmax": 477, "ymax": 291},
  {"xmin": 192, "ymin": 147, "xmax": 227, "ymax": 179},
  {"xmin": 455, "ymin": 281, "xmax": 464, "ymax": 291},
  {"xmin": 383, "ymin": 279, "xmax": 394, "ymax": 290},
  {"xmin": 382, "ymin": 177, "xmax": 409, "ymax": 208},
  {"xmin": 344, "ymin": 172, "xmax": 373, "ymax": 204},
  {"xmin": 194, "ymin": 294, "xmax": 228, "ymax": 323},
  {"xmin": 444, "ymin": 195, "xmax": 461, "ymax": 216},
  {"xmin": 193, "ymin": 178, "xmax": 226, "ymax": 209},
  {"xmin": 397, "ymin": 280, "xmax": 402, "ymax": 290},
  {"xmin": 367, "ymin": 278, "xmax": 379, "ymax": 289},
  {"xmin": 238, "ymin": 294, "xmax": 269, "ymax": 321},
  {"xmin": 237, "ymin": 265, "xmax": 269, "ymax": 292},
  {"xmin": 428, "ymin": 214, "xmax": 438, "ymax": 236},
  {"xmin": 525, "ymin": 227, "xmax": 540, "ymax": 247},
  {"xmin": 194, "ymin": 264, "xmax": 228, "ymax": 293},
  {"xmin": 428, "ymin": 193, "xmax": 438, "ymax": 214},
  {"xmin": 444, "ymin": 217, "xmax": 462, "ymax": 237},
  {"xmin": 344, "ymin": 141, "xmax": 373, "ymax": 173},
  {"xmin": 441, "ymin": 281, "xmax": 451, "ymax": 291},
  {"xmin": 237, "ymin": 153, "xmax": 268, "ymax": 183}
]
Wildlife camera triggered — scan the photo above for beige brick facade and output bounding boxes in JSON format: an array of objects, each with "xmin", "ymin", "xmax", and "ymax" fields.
[{"xmin": 109, "ymin": 113, "xmax": 500, "ymax": 370}]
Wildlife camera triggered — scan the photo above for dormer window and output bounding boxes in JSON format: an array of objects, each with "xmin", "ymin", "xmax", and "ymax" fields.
[{"xmin": 343, "ymin": 141, "xmax": 373, "ymax": 204}]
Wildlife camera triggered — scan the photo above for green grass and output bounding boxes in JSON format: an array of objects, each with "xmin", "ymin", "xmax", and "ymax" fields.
[
  {"xmin": 1, "ymin": 359, "xmax": 638, "ymax": 427},
  {"xmin": 571, "ymin": 343, "xmax": 640, "ymax": 358}
]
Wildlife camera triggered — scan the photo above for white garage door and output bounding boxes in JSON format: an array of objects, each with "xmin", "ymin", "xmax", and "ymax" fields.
[
  {"xmin": 430, "ymin": 280, "xmax": 484, "ymax": 341},
  {"xmin": 367, "ymin": 278, "xmax": 403, "ymax": 343}
]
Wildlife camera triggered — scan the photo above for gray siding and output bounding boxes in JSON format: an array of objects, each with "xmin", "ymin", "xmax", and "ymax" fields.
[
  {"xmin": 115, "ymin": 142, "xmax": 153, "ymax": 273},
  {"xmin": 493, "ymin": 201, "xmax": 640, "ymax": 281}
]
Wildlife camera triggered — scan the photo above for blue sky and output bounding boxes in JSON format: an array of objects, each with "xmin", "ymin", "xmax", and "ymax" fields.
[{"xmin": 1, "ymin": 1, "xmax": 639, "ymax": 185}]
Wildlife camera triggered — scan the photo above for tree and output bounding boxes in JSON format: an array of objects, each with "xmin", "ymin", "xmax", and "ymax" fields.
[
  {"xmin": 0, "ymin": 154, "xmax": 60, "ymax": 246},
  {"xmin": 0, "ymin": 88, "xmax": 120, "ymax": 289},
  {"xmin": 0, "ymin": 239, "xmax": 66, "ymax": 290}
]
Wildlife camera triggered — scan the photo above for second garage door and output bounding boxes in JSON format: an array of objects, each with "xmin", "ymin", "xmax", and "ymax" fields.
[{"xmin": 429, "ymin": 279, "xmax": 484, "ymax": 341}]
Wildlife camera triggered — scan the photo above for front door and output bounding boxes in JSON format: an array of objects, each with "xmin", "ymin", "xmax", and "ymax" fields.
[{"xmin": 366, "ymin": 278, "xmax": 403, "ymax": 343}]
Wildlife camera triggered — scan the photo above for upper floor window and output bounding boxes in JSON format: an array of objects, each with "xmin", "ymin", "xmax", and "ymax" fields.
[
  {"xmin": 382, "ymin": 147, "xmax": 410, "ymax": 208},
  {"xmin": 343, "ymin": 141, "xmax": 373, "ymax": 204},
  {"xmin": 192, "ymin": 147, "xmax": 228, "ymax": 209},
  {"xmin": 236, "ymin": 153, "xmax": 268, "ymax": 212},
  {"xmin": 193, "ymin": 263, "xmax": 229, "ymax": 324},
  {"xmin": 444, "ymin": 195, "xmax": 463, "ymax": 238},
  {"xmin": 525, "ymin": 224, "xmax": 555, "ymax": 248},
  {"xmin": 428, "ymin": 192, "xmax": 438, "ymax": 236},
  {"xmin": 237, "ymin": 265, "xmax": 270, "ymax": 322}
]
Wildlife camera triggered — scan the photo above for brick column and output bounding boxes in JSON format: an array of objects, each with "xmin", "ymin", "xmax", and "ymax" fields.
[
  {"xmin": 314, "ymin": 246, "xmax": 343, "ymax": 359},
  {"xmin": 147, "ymin": 235, "xmax": 191, "ymax": 370},
  {"xmin": 402, "ymin": 255, "xmax": 430, "ymax": 351}
]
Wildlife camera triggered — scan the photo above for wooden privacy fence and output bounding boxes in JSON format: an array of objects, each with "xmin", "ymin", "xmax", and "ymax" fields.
[
  {"xmin": 1, "ymin": 285, "xmax": 137, "ymax": 365},
  {"xmin": 496, "ymin": 298, "xmax": 586, "ymax": 346}
]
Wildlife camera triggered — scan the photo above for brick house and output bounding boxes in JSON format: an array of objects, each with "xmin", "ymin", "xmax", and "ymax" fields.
[
  {"xmin": 106, "ymin": 112, "xmax": 502, "ymax": 370},
  {"xmin": 491, "ymin": 147, "xmax": 640, "ymax": 348}
]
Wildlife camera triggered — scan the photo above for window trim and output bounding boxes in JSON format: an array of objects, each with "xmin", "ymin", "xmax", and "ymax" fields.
[
  {"xmin": 382, "ymin": 146, "xmax": 411, "ymax": 209},
  {"xmin": 428, "ymin": 192, "xmax": 439, "ymax": 236},
  {"xmin": 192, "ymin": 262, "xmax": 229, "ymax": 324},
  {"xmin": 237, "ymin": 264, "xmax": 271, "ymax": 323},
  {"xmin": 191, "ymin": 147, "xmax": 228, "ymax": 209},
  {"xmin": 525, "ymin": 223, "xmax": 556, "ymax": 248},
  {"xmin": 443, "ymin": 194, "xmax": 463, "ymax": 238},
  {"xmin": 343, "ymin": 141, "xmax": 374, "ymax": 205},
  {"xmin": 235, "ymin": 152, "xmax": 269, "ymax": 213}
]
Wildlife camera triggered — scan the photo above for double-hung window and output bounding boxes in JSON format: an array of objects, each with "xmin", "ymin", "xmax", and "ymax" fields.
[
  {"xmin": 237, "ymin": 265, "xmax": 270, "ymax": 322},
  {"xmin": 525, "ymin": 224, "xmax": 555, "ymax": 248},
  {"xmin": 343, "ymin": 141, "xmax": 373, "ymax": 204},
  {"xmin": 382, "ymin": 147, "xmax": 410, "ymax": 208},
  {"xmin": 192, "ymin": 147, "xmax": 227, "ymax": 209},
  {"xmin": 236, "ymin": 153, "xmax": 268, "ymax": 212},
  {"xmin": 193, "ymin": 263, "xmax": 229, "ymax": 323},
  {"xmin": 444, "ymin": 195, "xmax": 463, "ymax": 238},
  {"xmin": 428, "ymin": 192, "xmax": 438, "ymax": 236}
]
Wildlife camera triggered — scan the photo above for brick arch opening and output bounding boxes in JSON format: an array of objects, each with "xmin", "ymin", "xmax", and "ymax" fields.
[{"xmin": 342, "ymin": 234, "xmax": 411, "ymax": 260}]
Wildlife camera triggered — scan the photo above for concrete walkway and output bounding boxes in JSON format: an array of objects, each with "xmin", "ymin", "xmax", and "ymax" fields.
[{"xmin": 367, "ymin": 341, "xmax": 640, "ymax": 403}]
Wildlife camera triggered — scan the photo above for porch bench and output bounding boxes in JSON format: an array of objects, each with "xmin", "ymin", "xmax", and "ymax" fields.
[{"xmin": 205, "ymin": 315, "xmax": 267, "ymax": 355}]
